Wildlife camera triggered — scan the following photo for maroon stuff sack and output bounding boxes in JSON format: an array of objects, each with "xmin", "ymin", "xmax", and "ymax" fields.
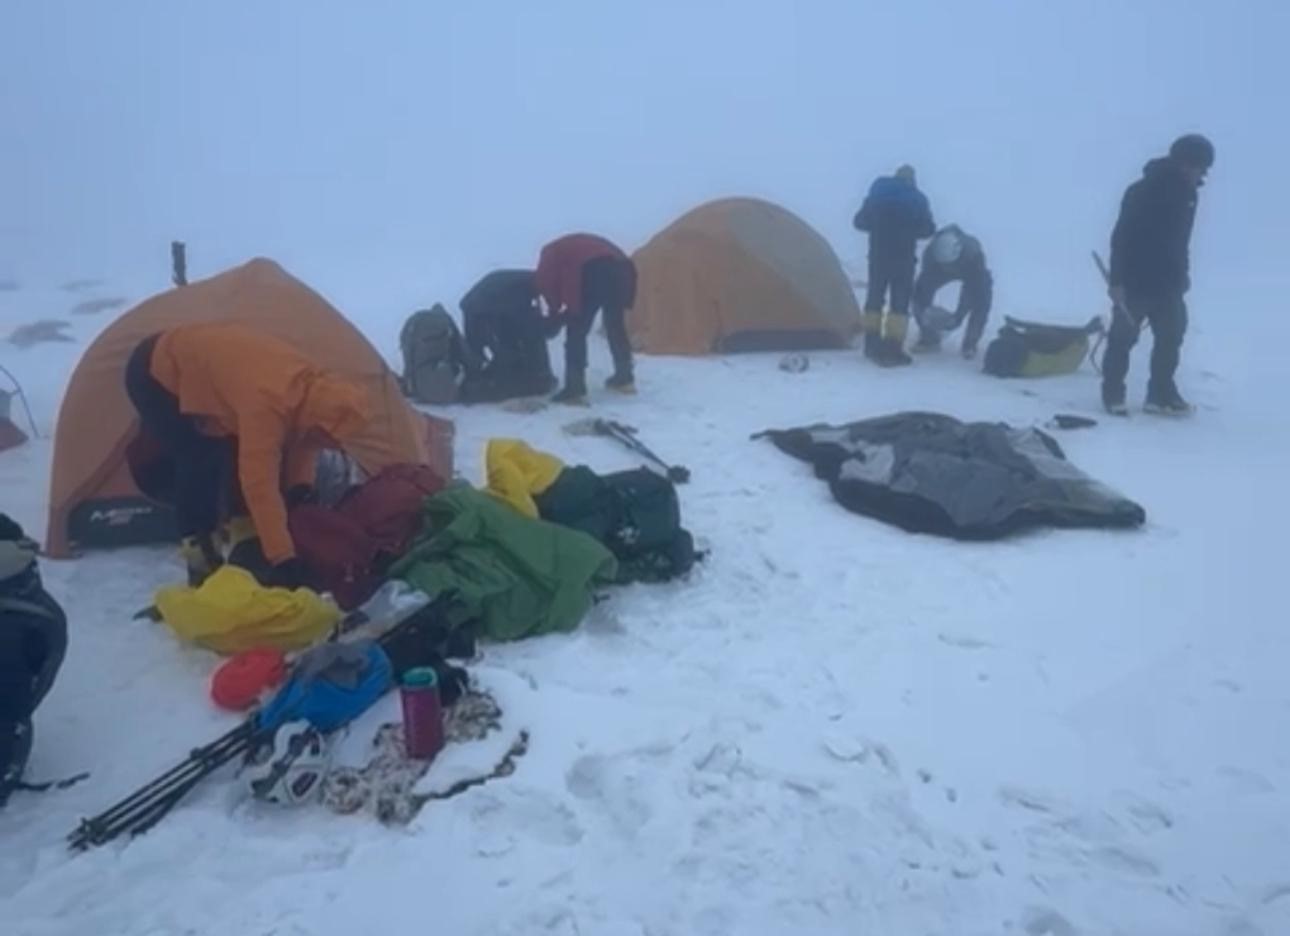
[
  {"xmin": 289, "ymin": 464, "xmax": 446, "ymax": 610},
  {"xmin": 335, "ymin": 464, "xmax": 445, "ymax": 558}
]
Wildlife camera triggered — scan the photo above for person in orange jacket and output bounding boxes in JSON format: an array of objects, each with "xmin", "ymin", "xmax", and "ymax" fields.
[{"xmin": 123, "ymin": 323, "xmax": 369, "ymax": 588}]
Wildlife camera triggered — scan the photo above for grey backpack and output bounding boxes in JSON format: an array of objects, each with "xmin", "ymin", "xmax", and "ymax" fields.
[{"xmin": 399, "ymin": 305, "xmax": 469, "ymax": 405}]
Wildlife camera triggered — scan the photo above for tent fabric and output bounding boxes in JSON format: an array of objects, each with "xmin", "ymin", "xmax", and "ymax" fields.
[
  {"xmin": 390, "ymin": 487, "xmax": 616, "ymax": 643},
  {"xmin": 756, "ymin": 412, "xmax": 1146, "ymax": 539},
  {"xmin": 628, "ymin": 198, "xmax": 862, "ymax": 355},
  {"xmin": 46, "ymin": 258, "xmax": 454, "ymax": 557}
]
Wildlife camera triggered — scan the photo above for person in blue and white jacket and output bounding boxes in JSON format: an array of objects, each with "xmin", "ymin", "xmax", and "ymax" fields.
[{"xmin": 853, "ymin": 164, "xmax": 936, "ymax": 366}]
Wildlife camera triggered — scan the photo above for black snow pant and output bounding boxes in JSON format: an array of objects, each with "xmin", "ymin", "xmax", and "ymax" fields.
[
  {"xmin": 124, "ymin": 335, "xmax": 234, "ymax": 540},
  {"xmin": 864, "ymin": 250, "xmax": 916, "ymax": 317},
  {"xmin": 562, "ymin": 256, "xmax": 637, "ymax": 391},
  {"xmin": 1100, "ymin": 292, "xmax": 1188, "ymax": 402}
]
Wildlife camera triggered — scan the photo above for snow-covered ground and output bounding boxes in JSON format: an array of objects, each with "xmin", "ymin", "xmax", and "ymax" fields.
[{"xmin": 1, "ymin": 266, "xmax": 1286, "ymax": 936}]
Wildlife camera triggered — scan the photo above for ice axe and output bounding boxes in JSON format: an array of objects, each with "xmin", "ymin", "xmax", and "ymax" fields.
[
  {"xmin": 563, "ymin": 418, "xmax": 691, "ymax": 484},
  {"xmin": 1091, "ymin": 250, "xmax": 1144, "ymax": 333},
  {"xmin": 1090, "ymin": 250, "xmax": 1148, "ymax": 374}
]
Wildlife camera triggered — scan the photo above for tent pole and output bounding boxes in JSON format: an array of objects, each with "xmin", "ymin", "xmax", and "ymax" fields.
[{"xmin": 171, "ymin": 241, "xmax": 188, "ymax": 287}]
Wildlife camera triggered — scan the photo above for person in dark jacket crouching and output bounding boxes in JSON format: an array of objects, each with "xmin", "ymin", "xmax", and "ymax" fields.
[
  {"xmin": 1, "ymin": 514, "xmax": 68, "ymax": 808},
  {"xmin": 910, "ymin": 225, "xmax": 993, "ymax": 360},
  {"xmin": 458, "ymin": 270, "xmax": 558, "ymax": 403},
  {"xmin": 1101, "ymin": 134, "xmax": 1214, "ymax": 416}
]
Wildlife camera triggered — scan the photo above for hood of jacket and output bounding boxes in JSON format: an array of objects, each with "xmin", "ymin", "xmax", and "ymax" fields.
[{"xmin": 1143, "ymin": 156, "xmax": 1202, "ymax": 191}]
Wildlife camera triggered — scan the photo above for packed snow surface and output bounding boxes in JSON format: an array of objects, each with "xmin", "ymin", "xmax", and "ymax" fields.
[{"xmin": 1, "ymin": 268, "xmax": 1286, "ymax": 936}]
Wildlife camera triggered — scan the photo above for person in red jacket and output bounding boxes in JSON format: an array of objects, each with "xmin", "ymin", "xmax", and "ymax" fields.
[{"xmin": 534, "ymin": 233, "xmax": 638, "ymax": 404}]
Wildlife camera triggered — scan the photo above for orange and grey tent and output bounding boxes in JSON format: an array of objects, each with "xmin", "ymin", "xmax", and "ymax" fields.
[
  {"xmin": 628, "ymin": 197, "xmax": 861, "ymax": 355},
  {"xmin": 45, "ymin": 258, "xmax": 453, "ymax": 557}
]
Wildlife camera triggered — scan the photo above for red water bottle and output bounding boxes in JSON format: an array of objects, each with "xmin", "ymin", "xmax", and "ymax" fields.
[{"xmin": 399, "ymin": 667, "xmax": 445, "ymax": 760}]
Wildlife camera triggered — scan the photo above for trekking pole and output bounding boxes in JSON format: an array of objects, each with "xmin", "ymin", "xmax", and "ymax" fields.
[
  {"xmin": 71, "ymin": 734, "xmax": 256, "ymax": 848},
  {"xmin": 71, "ymin": 594, "xmax": 456, "ymax": 849},
  {"xmin": 69, "ymin": 722, "xmax": 254, "ymax": 848},
  {"xmin": 111, "ymin": 736, "xmax": 256, "ymax": 842},
  {"xmin": 600, "ymin": 420, "xmax": 691, "ymax": 484}
]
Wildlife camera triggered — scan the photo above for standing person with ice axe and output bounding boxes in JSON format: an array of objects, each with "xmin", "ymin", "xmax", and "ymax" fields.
[
  {"xmin": 535, "ymin": 233, "xmax": 639, "ymax": 405},
  {"xmin": 1100, "ymin": 134, "xmax": 1214, "ymax": 417}
]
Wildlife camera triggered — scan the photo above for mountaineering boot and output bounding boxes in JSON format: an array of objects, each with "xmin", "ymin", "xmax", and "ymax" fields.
[
  {"xmin": 551, "ymin": 385, "xmax": 589, "ymax": 406},
  {"xmin": 878, "ymin": 341, "xmax": 913, "ymax": 367},
  {"xmin": 960, "ymin": 342, "xmax": 978, "ymax": 361},
  {"xmin": 862, "ymin": 311, "xmax": 884, "ymax": 360},
  {"xmin": 875, "ymin": 314, "xmax": 912, "ymax": 367},
  {"xmin": 605, "ymin": 371, "xmax": 636, "ymax": 395},
  {"xmin": 179, "ymin": 534, "xmax": 223, "ymax": 587},
  {"xmin": 1144, "ymin": 388, "xmax": 1193, "ymax": 417},
  {"xmin": 1101, "ymin": 384, "xmax": 1129, "ymax": 417},
  {"xmin": 911, "ymin": 330, "xmax": 941, "ymax": 354},
  {"xmin": 551, "ymin": 371, "xmax": 589, "ymax": 406},
  {"xmin": 219, "ymin": 515, "xmax": 257, "ymax": 551}
]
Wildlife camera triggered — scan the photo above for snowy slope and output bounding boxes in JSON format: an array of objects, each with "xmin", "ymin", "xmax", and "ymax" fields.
[{"xmin": 1, "ymin": 271, "xmax": 1288, "ymax": 936}]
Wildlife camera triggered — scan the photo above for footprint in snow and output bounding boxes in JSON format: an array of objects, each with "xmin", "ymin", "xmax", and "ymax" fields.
[
  {"xmin": 937, "ymin": 632, "xmax": 994, "ymax": 650},
  {"xmin": 1086, "ymin": 844, "xmax": 1160, "ymax": 878},
  {"xmin": 565, "ymin": 753, "xmax": 654, "ymax": 838},
  {"xmin": 1112, "ymin": 792, "xmax": 1174, "ymax": 834},
  {"xmin": 469, "ymin": 788, "xmax": 585, "ymax": 849},
  {"xmin": 1217, "ymin": 766, "xmax": 1277, "ymax": 795},
  {"xmin": 1223, "ymin": 917, "xmax": 1265, "ymax": 936},
  {"xmin": 1262, "ymin": 881, "xmax": 1290, "ymax": 906},
  {"xmin": 999, "ymin": 785, "xmax": 1065, "ymax": 815},
  {"xmin": 1022, "ymin": 907, "xmax": 1079, "ymax": 936},
  {"xmin": 821, "ymin": 734, "xmax": 900, "ymax": 776}
]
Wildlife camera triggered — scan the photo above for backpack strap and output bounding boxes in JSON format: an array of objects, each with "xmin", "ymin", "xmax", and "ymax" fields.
[{"xmin": 0, "ymin": 596, "xmax": 62, "ymax": 622}]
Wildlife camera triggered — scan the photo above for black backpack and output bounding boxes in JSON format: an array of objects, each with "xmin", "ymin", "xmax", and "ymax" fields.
[
  {"xmin": 983, "ymin": 316, "xmax": 1104, "ymax": 379},
  {"xmin": 534, "ymin": 467, "xmax": 696, "ymax": 584},
  {"xmin": 1, "ymin": 515, "xmax": 69, "ymax": 807},
  {"xmin": 399, "ymin": 305, "xmax": 474, "ymax": 405}
]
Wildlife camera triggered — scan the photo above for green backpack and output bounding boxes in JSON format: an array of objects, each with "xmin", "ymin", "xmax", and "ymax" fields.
[{"xmin": 983, "ymin": 316, "xmax": 1104, "ymax": 378}]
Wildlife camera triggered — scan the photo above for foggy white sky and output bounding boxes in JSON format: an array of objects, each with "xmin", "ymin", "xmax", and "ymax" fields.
[{"xmin": 2, "ymin": 0, "xmax": 1286, "ymax": 317}]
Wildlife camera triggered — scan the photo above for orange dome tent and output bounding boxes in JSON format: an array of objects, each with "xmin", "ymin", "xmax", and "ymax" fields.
[
  {"xmin": 628, "ymin": 197, "xmax": 862, "ymax": 355},
  {"xmin": 45, "ymin": 258, "xmax": 453, "ymax": 557}
]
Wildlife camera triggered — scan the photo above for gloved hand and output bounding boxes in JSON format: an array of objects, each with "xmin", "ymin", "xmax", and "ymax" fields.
[
  {"xmin": 179, "ymin": 535, "xmax": 223, "ymax": 587},
  {"xmin": 285, "ymin": 485, "xmax": 318, "ymax": 509},
  {"xmin": 227, "ymin": 536, "xmax": 272, "ymax": 586},
  {"xmin": 265, "ymin": 557, "xmax": 309, "ymax": 591},
  {"xmin": 541, "ymin": 314, "xmax": 567, "ymax": 340}
]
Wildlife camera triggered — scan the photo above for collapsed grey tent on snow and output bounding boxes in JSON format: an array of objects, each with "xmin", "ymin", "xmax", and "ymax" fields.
[{"xmin": 755, "ymin": 412, "xmax": 1145, "ymax": 539}]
